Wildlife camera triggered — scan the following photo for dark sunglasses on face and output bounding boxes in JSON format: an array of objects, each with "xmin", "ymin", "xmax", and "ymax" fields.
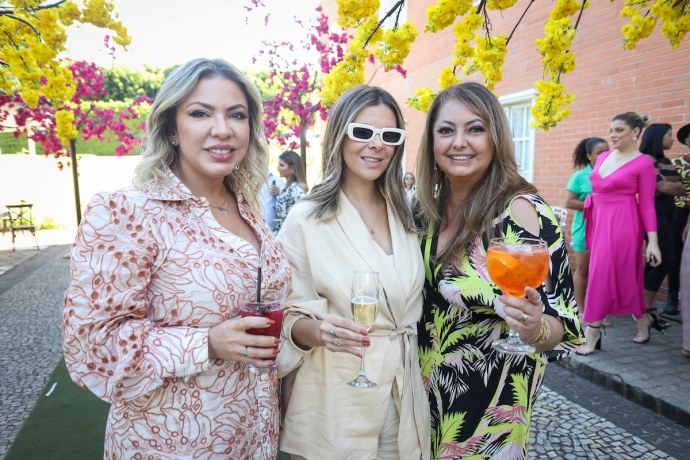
[{"xmin": 347, "ymin": 123, "xmax": 406, "ymax": 146}]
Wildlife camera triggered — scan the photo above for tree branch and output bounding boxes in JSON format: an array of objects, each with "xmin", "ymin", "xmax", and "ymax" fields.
[
  {"xmin": 4, "ymin": 14, "xmax": 40, "ymax": 36},
  {"xmin": 573, "ymin": 0, "xmax": 587, "ymax": 30},
  {"xmin": 507, "ymin": 0, "xmax": 535, "ymax": 44},
  {"xmin": 0, "ymin": 0, "xmax": 67, "ymax": 15},
  {"xmin": 363, "ymin": 0, "xmax": 405, "ymax": 48}
]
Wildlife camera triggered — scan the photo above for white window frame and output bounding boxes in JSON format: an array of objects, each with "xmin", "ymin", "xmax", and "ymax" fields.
[{"xmin": 499, "ymin": 89, "xmax": 537, "ymax": 183}]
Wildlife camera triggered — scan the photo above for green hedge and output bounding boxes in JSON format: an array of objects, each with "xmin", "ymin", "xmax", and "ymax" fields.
[{"xmin": 0, "ymin": 131, "xmax": 144, "ymax": 156}]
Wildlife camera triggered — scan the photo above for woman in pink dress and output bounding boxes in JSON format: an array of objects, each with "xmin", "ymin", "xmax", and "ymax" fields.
[
  {"xmin": 63, "ymin": 58, "xmax": 291, "ymax": 458},
  {"xmin": 577, "ymin": 112, "xmax": 661, "ymax": 355}
]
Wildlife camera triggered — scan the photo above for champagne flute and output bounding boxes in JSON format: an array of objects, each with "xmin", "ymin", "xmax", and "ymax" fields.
[
  {"xmin": 486, "ymin": 237, "xmax": 549, "ymax": 355},
  {"xmin": 347, "ymin": 271, "xmax": 379, "ymax": 389}
]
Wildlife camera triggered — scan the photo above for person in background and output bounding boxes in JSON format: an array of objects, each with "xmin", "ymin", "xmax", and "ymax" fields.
[
  {"xmin": 579, "ymin": 112, "xmax": 661, "ymax": 355},
  {"xmin": 415, "ymin": 82, "xmax": 581, "ymax": 458},
  {"xmin": 271, "ymin": 150, "xmax": 308, "ymax": 233},
  {"xmin": 666, "ymin": 123, "xmax": 690, "ymax": 315},
  {"xmin": 639, "ymin": 123, "xmax": 684, "ymax": 325},
  {"xmin": 277, "ymin": 85, "xmax": 430, "ymax": 459},
  {"xmin": 565, "ymin": 137, "xmax": 609, "ymax": 323},
  {"xmin": 403, "ymin": 171, "xmax": 416, "ymax": 201},
  {"xmin": 63, "ymin": 58, "xmax": 291, "ymax": 458},
  {"xmin": 679, "ymin": 211, "xmax": 690, "ymax": 358},
  {"xmin": 260, "ymin": 168, "xmax": 285, "ymax": 232}
]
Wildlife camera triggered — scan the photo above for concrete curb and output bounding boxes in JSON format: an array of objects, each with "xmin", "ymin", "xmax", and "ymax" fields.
[{"xmin": 557, "ymin": 357, "xmax": 690, "ymax": 429}]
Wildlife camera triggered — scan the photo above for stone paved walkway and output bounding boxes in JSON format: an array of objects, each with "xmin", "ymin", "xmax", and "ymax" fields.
[{"xmin": 1, "ymin": 232, "xmax": 689, "ymax": 458}]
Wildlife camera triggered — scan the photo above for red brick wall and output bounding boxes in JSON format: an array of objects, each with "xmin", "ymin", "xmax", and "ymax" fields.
[{"xmin": 321, "ymin": 0, "xmax": 690, "ymax": 219}]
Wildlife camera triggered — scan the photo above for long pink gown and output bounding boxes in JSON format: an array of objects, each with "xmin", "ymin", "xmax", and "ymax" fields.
[{"xmin": 583, "ymin": 151, "xmax": 657, "ymax": 322}]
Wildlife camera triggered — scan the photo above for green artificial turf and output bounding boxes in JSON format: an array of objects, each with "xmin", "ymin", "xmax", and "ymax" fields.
[
  {"xmin": 7, "ymin": 357, "xmax": 291, "ymax": 459},
  {"xmin": 5, "ymin": 358, "xmax": 109, "ymax": 459}
]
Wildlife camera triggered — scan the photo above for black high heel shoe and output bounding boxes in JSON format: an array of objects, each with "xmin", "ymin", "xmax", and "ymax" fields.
[
  {"xmin": 633, "ymin": 311, "xmax": 663, "ymax": 344},
  {"xmin": 646, "ymin": 308, "xmax": 669, "ymax": 331}
]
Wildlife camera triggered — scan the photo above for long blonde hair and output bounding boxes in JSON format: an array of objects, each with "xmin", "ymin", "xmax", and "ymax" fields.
[
  {"xmin": 134, "ymin": 58, "xmax": 268, "ymax": 214},
  {"xmin": 306, "ymin": 85, "xmax": 413, "ymax": 232},
  {"xmin": 416, "ymin": 82, "xmax": 536, "ymax": 266}
]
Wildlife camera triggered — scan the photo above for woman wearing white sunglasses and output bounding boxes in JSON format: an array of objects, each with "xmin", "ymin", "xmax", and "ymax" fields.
[{"xmin": 276, "ymin": 85, "xmax": 430, "ymax": 459}]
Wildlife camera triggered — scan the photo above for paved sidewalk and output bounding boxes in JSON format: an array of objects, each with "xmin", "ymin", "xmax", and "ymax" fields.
[
  {"xmin": 559, "ymin": 312, "xmax": 690, "ymax": 427},
  {"xmin": 0, "ymin": 228, "xmax": 75, "ymax": 276},
  {"xmin": 1, "ymin": 231, "xmax": 688, "ymax": 432}
]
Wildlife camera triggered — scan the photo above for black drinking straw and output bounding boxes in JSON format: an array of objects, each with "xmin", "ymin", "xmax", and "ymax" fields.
[{"xmin": 256, "ymin": 267, "xmax": 262, "ymax": 302}]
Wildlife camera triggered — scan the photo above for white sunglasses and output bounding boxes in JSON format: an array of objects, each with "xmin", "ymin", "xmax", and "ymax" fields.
[{"xmin": 347, "ymin": 123, "xmax": 406, "ymax": 146}]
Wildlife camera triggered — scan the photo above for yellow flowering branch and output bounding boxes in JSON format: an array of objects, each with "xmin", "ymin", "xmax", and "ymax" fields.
[
  {"xmin": 327, "ymin": 0, "xmax": 688, "ymax": 128},
  {"xmin": 1, "ymin": 0, "xmax": 130, "ymax": 142}
]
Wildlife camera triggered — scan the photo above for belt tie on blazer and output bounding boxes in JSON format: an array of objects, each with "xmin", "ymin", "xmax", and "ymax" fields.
[{"xmin": 371, "ymin": 323, "xmax": 430, "ymax": 459}]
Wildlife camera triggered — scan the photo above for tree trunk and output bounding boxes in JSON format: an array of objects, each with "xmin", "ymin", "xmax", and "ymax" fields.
[
  {"xmin": 299, "ymin": 125, "xmax": 308, "ymax": 177},
  {"xmin": 69, "ymin": 139, "xmax": 82, "ymax": 225}
]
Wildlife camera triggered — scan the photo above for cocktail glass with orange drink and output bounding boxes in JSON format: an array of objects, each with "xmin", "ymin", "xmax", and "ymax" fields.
[{"xmin": 486, "ymin": 237, "xmax": 549, "ymax": 355}]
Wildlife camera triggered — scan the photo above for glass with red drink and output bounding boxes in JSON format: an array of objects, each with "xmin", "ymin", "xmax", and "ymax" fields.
[{"xmin": 239, "ymin": 289, "xmax": 285, "ymax": 372}]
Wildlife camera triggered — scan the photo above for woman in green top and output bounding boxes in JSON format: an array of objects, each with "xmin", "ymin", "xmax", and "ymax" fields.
[{"xmin": 565, "ymin": 137, "xmax": 608, "ymax": 323}]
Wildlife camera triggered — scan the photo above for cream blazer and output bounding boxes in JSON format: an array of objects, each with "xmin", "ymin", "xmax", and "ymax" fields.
[{"xmin": 276, "ymin": 192, "xmax": 430, "ymax": 460}]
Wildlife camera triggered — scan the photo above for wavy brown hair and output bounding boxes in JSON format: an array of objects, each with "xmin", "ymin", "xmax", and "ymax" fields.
[{"xmin": 416, "ymin": 82, "xmax": 536, "ymax": 266}]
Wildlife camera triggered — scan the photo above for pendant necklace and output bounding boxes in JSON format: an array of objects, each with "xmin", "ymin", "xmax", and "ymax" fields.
[
  {"xmin": 358, "ymin": 202, "xmax": 380, "ymax": 235},
  {"xmin": 209, "ymin": 192, "xmax": 230, "ymax": 215}
]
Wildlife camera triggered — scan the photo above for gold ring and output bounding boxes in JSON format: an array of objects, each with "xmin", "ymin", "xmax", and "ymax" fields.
[{"xmin": 520, "ymin": 313, "xmax": 528, "ymax": 324}]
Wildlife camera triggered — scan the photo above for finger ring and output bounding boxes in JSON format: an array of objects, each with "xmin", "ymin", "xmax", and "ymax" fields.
[
  {"xmin": 328, "ymin": 327, "xmax": 336, "ymax": 338},
  {"xmin": 241, "ymin": 346, "xmax": 249, "ymax": 358},
  {"xmin": 334, "ymin": 337, "xmax": 342, "ymax": 346},
  {"xmin": 520, "ymin": 313, "xmax": 528, "ymax": 323}
]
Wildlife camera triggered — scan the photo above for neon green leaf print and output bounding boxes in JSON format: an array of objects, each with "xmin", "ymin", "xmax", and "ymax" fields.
[
  {"xmin": 501, "ymin": 224, "xmax": 521, "ymax": 241},
  {"xmin": 421, "ymin": 307, "xmax": 468, "ymax": 377},
  {"xmin": 419, "ymin": 346, "xmax": 442, "ymax": 378},
  {"xmin": 438, "ymin": 411, "xmax": 465, "ymax": 451},
  {"xmin": 510, "ymin": 373, "xmax": 530, "ymax": 408},
  {"xmin": 457, "ymin": 258, "xmax": 496, "ymax": 305}
]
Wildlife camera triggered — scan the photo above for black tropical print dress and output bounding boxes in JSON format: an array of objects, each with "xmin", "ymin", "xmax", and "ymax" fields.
[{"xmin": 418, "ymin": 194, "xmax": 582, "ymax": 459}]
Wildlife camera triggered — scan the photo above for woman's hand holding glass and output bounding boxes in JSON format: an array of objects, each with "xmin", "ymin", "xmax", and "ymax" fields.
[
  {"xmin": 208, "ymin": 316, "xmax": 280, "ymax": 369},
  {"xmin": 497, "ymin": 286, "xmax": 544, "ymax": 344},
  {"xmin": 320, "ymin": 313, "xmax": 370, "ymax": 357},
  {"xmin": 487, "ymin": 237, "xmax": 549, "ymax": 354}
]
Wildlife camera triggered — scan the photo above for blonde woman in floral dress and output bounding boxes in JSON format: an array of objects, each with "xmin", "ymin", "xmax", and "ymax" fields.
[
  {"xmin": 63, "ymin": 59, "xmax": 291, "ymax": 459},
  {"xmin": 415, "ymin": 83, "xmax": 582, "ymax": 459}
]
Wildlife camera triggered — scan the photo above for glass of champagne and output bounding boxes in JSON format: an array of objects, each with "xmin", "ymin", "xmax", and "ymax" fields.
[
  {"xmin": 486, "ymin": 237, "xmax": 549, "ymax": 355},
  {"xmin": 347, "ymin": 271, "xmax": 379, "ymax": 389}
]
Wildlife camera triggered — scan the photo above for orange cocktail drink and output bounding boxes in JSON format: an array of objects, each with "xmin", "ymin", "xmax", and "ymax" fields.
[{"xmin": 486, "ymin": 247, "xmax": 549, "ymax": 297}]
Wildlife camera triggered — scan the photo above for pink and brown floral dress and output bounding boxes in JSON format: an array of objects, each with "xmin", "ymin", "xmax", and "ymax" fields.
[{"xmin": 63, "ymin": 170, "xmax": 291, "ymax": 459}]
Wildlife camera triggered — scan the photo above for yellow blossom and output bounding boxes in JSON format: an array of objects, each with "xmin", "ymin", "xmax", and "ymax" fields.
[
  {"xmin": 336, "ymin": 0, "xmax": 380, "ymax": 28},
  {"xmin": 407, "ymin": 87, "xmax": 436, "ymax": 113},
  {"xmin": 1, "ymin": 0, "xmax": 129, "ymax": 108},
  {"xmin": 373, "ymin": 22, "xmax": 419, "ymax": 69},
  {"xmin": 426, "ymin": 0, "xmax": 472, "ymax": 32},
  {"xmin": 438, "ymin": 67, "xmax": 461, "ymax": 89},
  {"xmin": 56, "ymin": 110, "xmax": 78, "ymax": 144}
]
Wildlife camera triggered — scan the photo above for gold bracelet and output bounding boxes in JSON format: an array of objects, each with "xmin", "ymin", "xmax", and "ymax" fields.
[{"xmin": 527, "ymin": 316, "xmax": 550, "ymax": 346}]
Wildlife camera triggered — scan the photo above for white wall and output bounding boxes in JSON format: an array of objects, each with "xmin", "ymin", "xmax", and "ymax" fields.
[{"xmin": 0, "ymin": 154, "xmax": 141, "ymax": 230}]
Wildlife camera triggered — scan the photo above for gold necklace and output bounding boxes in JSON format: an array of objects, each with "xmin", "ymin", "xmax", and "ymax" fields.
[
  {"xmin": 209, "ymin": 192, "xmax": 229, "ymax": 215},
  {"xmin": 364, "ymin": 212, "xmax": 378, "ymax": 235},
  {"xmin": 349, "ymin": 196, "xmax": 381, "ymax": 235}
]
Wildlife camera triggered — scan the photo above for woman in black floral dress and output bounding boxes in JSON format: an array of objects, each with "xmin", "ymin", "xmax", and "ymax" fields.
[
  {"xmin": 272, "ymin": 150, "xmax": 308, "ymax": 232},
  {"xmin": 415, "ymin": 83, "xmax": 583, "ymax": 459}
]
